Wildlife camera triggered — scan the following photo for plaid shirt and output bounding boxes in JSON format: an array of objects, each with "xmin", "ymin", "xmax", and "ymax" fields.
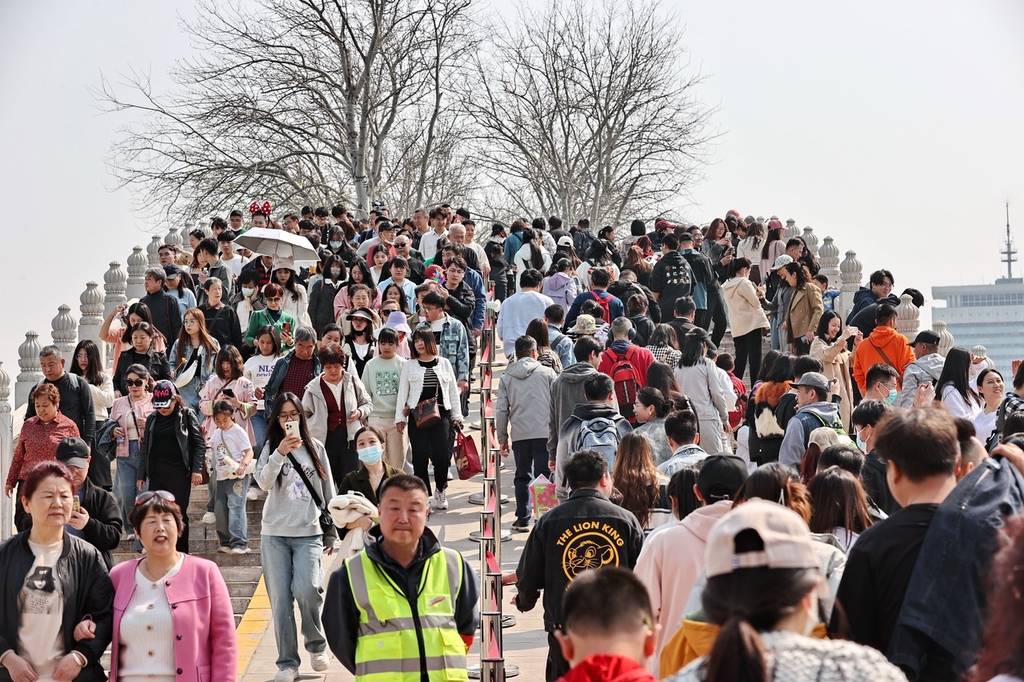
[{"xmin": 418, "ymin": 314, "xmax": 469, "ymax": 381}]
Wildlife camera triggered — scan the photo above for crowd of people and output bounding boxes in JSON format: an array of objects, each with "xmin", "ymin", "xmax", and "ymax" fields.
[{"xmin": 1, "ymin": 203, "xmax": 1023, "ymax": 682}]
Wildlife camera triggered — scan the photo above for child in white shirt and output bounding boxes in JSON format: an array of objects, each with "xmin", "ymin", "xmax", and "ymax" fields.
[{"xmin": 210, "ymin": 400, "xmax": 254, "ymax": 553}]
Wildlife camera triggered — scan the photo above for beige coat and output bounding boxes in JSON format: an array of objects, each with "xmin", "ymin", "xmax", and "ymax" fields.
[
  {"xmin": 721, "ymin": 276, "xmax": 770, "ymax": 337},
  {"xmin": 810, "ymin": 336, "xmax": 854, "ymax": 428},
  {"xmin": 787, "ymin": 283, "xmax": 824, "ymax": 340}
]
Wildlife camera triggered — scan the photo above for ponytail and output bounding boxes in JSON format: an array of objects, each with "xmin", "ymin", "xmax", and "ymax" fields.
[{"xmin": 703, "ymin": 616, "xmax": 769, "ymax": 682}]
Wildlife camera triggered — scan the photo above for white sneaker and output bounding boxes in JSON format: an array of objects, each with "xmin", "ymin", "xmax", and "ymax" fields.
[
  {"xmin": 201, "ymin": 512, "xmax": 216, "ymax": 525},
  {"xmin": 433, "ymin": 489, "xmax": 448, "ymax": 510},
  {"xmin": 310, "ymin": 652, "xmax": 330, "ymax": 671},
  {"xmin": 217, "ymin": 545, "xmax": 231, "ymax": 554},
  {"xmin": 274, "ymin": 669, "xmax": 298, "ymax": 682},
  {"xmin": 231, "ymin": 546, "xmax": 251, "ymax": 555}
]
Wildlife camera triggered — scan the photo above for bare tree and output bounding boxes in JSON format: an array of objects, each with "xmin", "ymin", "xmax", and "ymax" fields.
[
  {"xmin": 467, "ymin": 0, "xmax": 714, "ymax": 228},
  {"xmin": 100, "ymin": 0, "xmax": 476, "ymax": 223}
]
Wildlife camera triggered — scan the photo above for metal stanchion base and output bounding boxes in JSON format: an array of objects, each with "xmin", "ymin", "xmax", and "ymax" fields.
[
  {"xmin": 468, "ymin": 529, "xmax": 512, "ymax": 542},
  {"xmin": 468, "ymin": 663, "xmax": 520, "ymax": 679},
  {"xmin": 468, "ymin": 492, "xmax": 509, "ymax": 505}
]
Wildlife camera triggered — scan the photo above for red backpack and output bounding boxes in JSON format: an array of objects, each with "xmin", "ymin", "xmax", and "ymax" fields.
[
  {"xmin": 610, "ymin": 348, "xmax": 641, "ymax": 423},
  {"xmin": 590, "ymin": 291, "xmax": 612, "ymax": 323}
]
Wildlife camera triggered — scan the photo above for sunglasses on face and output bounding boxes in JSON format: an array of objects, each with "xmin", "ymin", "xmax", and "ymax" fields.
[
  {"xmin": 125, "ymin": 379, "xmax": 145, "ymax": 388},
  {"xmin": 266, "ymin": 296, "xmax": 282, "ymax": 302},
  {"xmin": 135, "ymin": 490, "xmax": 175, "ymax": 505}
]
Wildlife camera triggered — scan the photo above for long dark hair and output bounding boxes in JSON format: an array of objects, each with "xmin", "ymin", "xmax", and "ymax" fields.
[
  {"xmin": 782, "ymin": 261, "xmax": 808, "ymax": 288},
  {"xmin": 121, "ymin": 302, "xmax": 156, "ymax": 344},
  {"xmin": 646, "ymin": 362, "xmax": 682, "ymax": 403},
  {"xmin": 758, "ymin": 350, "xmax": 783, "ymax": 383},
  {"xmin": 346, "ymin": 259, "xmax": 374, "ymax": 292},
  {"xmin": 936, "ymin": 347, "xmax": 980, "ymax": 407},
  {"xmin": 735, "ymin": 463, "xmax": 812, "ymax": 523},
  {"xmin": 381, "ymin": 283, "xmax": 410, "ymax": 315},
  {"xmin": 636, "ymin": 387, "xmax": 672, "ymax": 419},
  {"xmin": 808, "ymin": 467, "xmax": 871, "ymax": 536},
  {"xmin": 272, "ymin": 267, "xmax": 302, "ymax": 302},
  {"xmin": 266, "ymin": 392, "xmax": 327, "ymax": 481},
  {"xmin": 321, "ymin": 254, "xmax": 348, "ymax": 283},
  {"xmin": 667, "ymin": 464, "xmax": 701, "ymax": 520},
  {"xmin": 762, "ymin": 353, "xmax": 794, "ymax": 384},
  {"xmin": 70, "ymin": 339, "xmax": 105, "ymax": 386},
  {"xmin": 678, "ymin": 330, "xmax": 708, "ymax": 368},
  {"xmin": 520, "ymin": 228, "xmax": 545, "ymax": 270},
  {"xmin": 611, "ymin": 433, "xmax": 660, "ymax": 528},
  {"xmin": 760, "ymin": 223, "xmax": 783, "ymax": 260},
  {"xmin": 971, "ymin": 515, "xmax": 1024, "ymax": 681}
]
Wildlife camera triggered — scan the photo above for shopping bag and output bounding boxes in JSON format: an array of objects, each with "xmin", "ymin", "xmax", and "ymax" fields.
[
  {"xmin": 454, "ymin": 428, "xmax": 482, "ymax": 480},
  {"xmin": 529, "ymin": 474, "xmax": 557, "ymax": 519}
]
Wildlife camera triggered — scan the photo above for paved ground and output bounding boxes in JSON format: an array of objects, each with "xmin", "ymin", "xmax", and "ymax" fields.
[{"xmin": 239, "ymin": 437, "xmax": 549, "ymax": 681}]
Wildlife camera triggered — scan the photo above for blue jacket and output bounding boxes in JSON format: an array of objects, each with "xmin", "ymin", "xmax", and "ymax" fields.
[
  {"xmin": 464, "ymin": 267, "xmax": 486, "ymax": 331},
  {"xmin": 887, "ymin": 453, "xmax": 1024, "ymax": 681},
  {"xmin": 563, "ymin": 290, "xmax": 624, "ymax": 331},
  {"xmin": 548, "ymin": 325, "xmax": 574, "ymax": 369}
]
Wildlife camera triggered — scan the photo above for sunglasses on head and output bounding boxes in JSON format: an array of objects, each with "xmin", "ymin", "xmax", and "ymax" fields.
[
  {"xmin": 135, "ymin": 490, "xmax": 175, "ymax": 506},
  {"xmin": 125, "ymin": 379, "xmax": 145, "ymax": 388}
]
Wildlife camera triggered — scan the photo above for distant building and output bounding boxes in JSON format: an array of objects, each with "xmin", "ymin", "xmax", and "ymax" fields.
[{"xmin": 932, "ymin": 204, "xmax": 1024, "ymax": 378}]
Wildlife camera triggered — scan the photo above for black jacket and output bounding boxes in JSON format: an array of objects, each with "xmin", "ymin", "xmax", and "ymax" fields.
[
  {"xmin": 199, "ymin": 303, "xmax": 243, "ymax": 351},
  {"xmin": 308, "ymin": 278, "xmax": 345, "ymax": 337},
  {"xmin": 139, "ymin": 405, "xmax": 207, "ymax": 481},
  {"xmin": 113, "ymin": 348, "xmax": 172, "ymax": 395},
  {"xmin": 680, "ymin": 249, "xmax": 716, "ymax": 290},
  {"xmin": 514, "ymin": 488, "xmax": 645, "ymax": 630},
  {"xmin": 323, "ymin": 526, "xmax": 479, "ymax": 675},
  {"xmin": 0, "ymin": 532, "xmax": 113, "ymax": 681},
  {"xmin": 139, "ymin": 290, "xmax": 182, "ymax": 349},
  {"xmin": 861, "ymin": 451, "xmax": 901, "ymax": 516},
  {"xmin": 20, "ymin": 479, "xmax": 123, "ymax": 569},
  {"xmin": 25, "ymin": 373, "xmax": 95, "ymax": 446}
]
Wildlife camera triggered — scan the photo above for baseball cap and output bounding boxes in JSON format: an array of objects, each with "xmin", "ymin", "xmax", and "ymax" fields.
[
  {"xmin": 152, "ymin": 380, "xmax": 176, "ymax": 408},
  {"xmin": 771, "ymin": 254, "xmax": 794, "ymax": 271},
  {"xmin": 792, "ymin": 372, "xmax": 832, "ymax": 393},
  {"xmin": 55, "ymin": 437, "xmax": 91, "ymax": 469},
  {"xmin": 910, "ymin": 330, "xmax": 940, "ymax": 346},
  {"xmin": 705, "ymin": 499, "xmax": 820, "ymax": 578},
  {"xmin": 557, "ymin": 235, "xmax": 574, "ymax": 249},
  {"xmin": 697, "ymin": 455, "xmax": 748, "ymax": 502},
  {"xmin": 346, "ymin": 307, "xmax": 376, "ymax": 323}
]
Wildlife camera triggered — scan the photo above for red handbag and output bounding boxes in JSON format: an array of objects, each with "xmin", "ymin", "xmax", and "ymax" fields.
[{"xmin": 454, "ymin": 428, "xmax": 482, "ymax": 480}]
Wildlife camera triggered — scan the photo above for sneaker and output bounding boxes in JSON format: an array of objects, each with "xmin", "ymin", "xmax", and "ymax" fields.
[
  {"xmin": 310, "ymin": 652, "xmax": 330, "ymax": 671},
  {"xmin": 201, "ymin": 511, "xmax": 216, "ymax": 525},
  {"xmin": 231, "ymin": 546, "xmax": 251, "ymax": 555},
  {"xmin": 432, "ymin": 489, "xmax": 449, "ymax": 511},
  {"xmin": 217, "ymin": 545, "xmax": 231, "ymax": 554},
  {"xmin": 274, "ymin": 669, "xmax": 298, "ymax": 682},
  {"xmin": 511, "ymin": 518, "xmax": 530, "ymax": 533}
]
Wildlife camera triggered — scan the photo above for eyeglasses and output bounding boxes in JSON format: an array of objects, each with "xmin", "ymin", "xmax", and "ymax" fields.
[
  {"xmin": 266, "ymin": 296, "xmax": 282, "ymax": 302},
  {"xmin": 278, "ymin": 410, "xmax": 300, "ymax": 421},
  {"xmin": 135, "ymin": 490, "xmax": 175, "ymax": 506},
  {"xmin": 125, "ymin": 379, "xmax": 145, "ymax": 388}
]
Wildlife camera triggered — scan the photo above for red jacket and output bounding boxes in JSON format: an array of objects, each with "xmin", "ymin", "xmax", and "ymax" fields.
[
  {"xmin": 109, "ymin": 555, "xmax": 237, "ymax": 682},
  {"xmin": 558, "ymin": 654, "xmax": 657, "ymax": 682},
  {"xmin": 598, "ymin": 344, "xmax": 656, "ymax": 388}
]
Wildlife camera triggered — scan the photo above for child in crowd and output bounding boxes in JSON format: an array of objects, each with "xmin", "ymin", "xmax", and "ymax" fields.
[{"xmin": 210, "ymin": 399, "xmax": 255, "ymax": 553}]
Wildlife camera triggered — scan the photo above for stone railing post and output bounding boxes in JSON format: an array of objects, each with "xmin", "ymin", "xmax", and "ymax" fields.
[
  {"xmin": 164, "ymin": 227, "xmax": 182, "ymax": 249},
  {"xmin": 784, "ymin": 219, "xmax": 800, "ymax": 240},
  {"xmin": 126, "ymin": 246, "xmax": 147, "ymax": 300},
  {"xmin": 15, "ymin": 331, "xmax": 42, "ymax": 408},
  {"xmin": 801, "ymin": 226, "xmax": 819, "ymax": 258},
  {"xmin": 819, "ymin": 236, "xmax": 841, "ymax": 290},
  {"xmin": 147, "ymin": 235, "xmax": 164, "ymax": 266},
  {"xmin": 78, "ymin": 282, "xmax": 104, "ymax": 348},
  {"xmin": 103, "ymin": 262, "xmax": 128, "ymax": 367},
  {"xmin": 934, "ymin": 321, "xmax": 955, "ymax": 356},
  {"xmin": 838, "ymin": 250, "xmax": 862, "ymax": 320},
  {"xmin": 896, "ymin": 294, "xmax": 920, "ymax": 342},
  {"xmin": 51, "ymin": 305, "xmax": 78, "ymax": 365},
  {"xmin": 0, "ymin": 362, "xmax": 12, "ymax": 538}
]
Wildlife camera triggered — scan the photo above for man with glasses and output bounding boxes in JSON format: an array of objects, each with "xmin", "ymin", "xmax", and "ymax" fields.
[{"xmin": 386, "ymin": 235, "xmax": 426, "ymax": 284}]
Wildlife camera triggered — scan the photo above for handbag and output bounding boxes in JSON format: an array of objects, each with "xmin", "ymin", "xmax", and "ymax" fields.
[
  {"xmin": 412, "ymin": 397, "xmax": 441, "ymax": 428},
  {"xmin": 174, "ymin": 348, "xmax": 199, "ymax": 388},
  {"xmin": 285, "ymin": 452, "xmax": 334, "ymax": 535},
  {"xmin": 454, "ymin": 427, "xmax": 481, "ymax": 480}
]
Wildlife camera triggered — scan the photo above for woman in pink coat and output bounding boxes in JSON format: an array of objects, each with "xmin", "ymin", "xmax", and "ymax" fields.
[{"xmin": 75, "ymin": 490, "xmax": 237, "ymax": 681}]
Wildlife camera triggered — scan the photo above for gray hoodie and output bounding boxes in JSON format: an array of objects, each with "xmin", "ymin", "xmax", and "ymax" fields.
[
  {"xmin": 495, "ymin": 357, "xmax": 557, "ymax": 445},
  {"xmin": 779, "ymin": 401, "xmax": 843, "ymax": 469},
  {"xmin": 896, "ymin": 353, "xmax": 945, "ymax": 409},
  {"xmin": 547, "ymin": 362, "xmax": 600, "ymax": 460},
  {"xmin": 254, "ymin": 440, "xmax": 336, "ymax": 537}
]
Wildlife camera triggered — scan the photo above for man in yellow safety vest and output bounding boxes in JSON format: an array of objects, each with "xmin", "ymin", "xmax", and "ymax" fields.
[{"xmin": 323, "ymin": 474, "xmax": 479, "ymax": 681}]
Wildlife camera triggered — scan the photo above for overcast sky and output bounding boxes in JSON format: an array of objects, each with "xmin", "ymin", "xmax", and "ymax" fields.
[{"xmin": 1, "ymin": 0, "xmax": 1022, "ymax": 381}]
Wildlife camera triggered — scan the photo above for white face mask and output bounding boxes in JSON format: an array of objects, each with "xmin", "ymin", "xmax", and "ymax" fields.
[{"xmin": 241, "ymin": 287, "xmax": 256, "ymax": 298}]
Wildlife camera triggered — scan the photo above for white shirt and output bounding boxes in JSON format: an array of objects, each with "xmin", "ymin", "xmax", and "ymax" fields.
[
  {"xmin": 941, "ymin": 384, "xmax": 982, "ymax": 420},
  {"xmin": 419, "ymin": 229, "xmax": 448, "ymax": 261},
  {"xmin": 221, "ymin": 254, "xmax": 247, "ymax": 279},
  {"xmin": 211, "ymin": 423, "xmax": 253, "ymax": 480},
  {"xmin": 118, "ymin": 556, "xmax": 184, "ymax": 682},
  {"xmin": 17, "ymin": 539, "xmax": 64, "ymax": 678},
  {"xmin": 244, "ymin": 354, "xmax": 280, "ymax": 411},
  {"xmin": 973, "ymin": 408, "xmax": 998, "ymax": 445}
]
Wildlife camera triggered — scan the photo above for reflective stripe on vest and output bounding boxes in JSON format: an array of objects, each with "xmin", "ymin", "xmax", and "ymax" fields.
[{"xmin": 346, "ymin": 546, "xmax": 468, "ymax": 682}]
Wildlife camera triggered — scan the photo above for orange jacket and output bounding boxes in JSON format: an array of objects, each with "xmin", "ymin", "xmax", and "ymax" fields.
[{"xmin": 852, "ymin": 325, "xmax": 914, "ymax": 394}]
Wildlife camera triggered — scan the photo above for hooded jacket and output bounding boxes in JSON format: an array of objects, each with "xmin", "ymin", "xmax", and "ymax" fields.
[
  {"xmin": 721, "ymin": 276, "xmax": 770, "ymax": 337},
  {"xmin": 852, "ymin": 325, "xmax": 915, "ymax": 394},
  {"xmin": 779, "ymin": 401, "xmax": 843, "ymax": 469},
  {"xmin": 496, "ymin": 357, "xmax": 557, "ymax": 444},
  {"xmin": 558, "ymin": 655, "xmax": 656, "ymax": 682},
  {"xmin": 554, "ymin": 403, "xmax": 632, "ymax": 499},
  {"xmin": 514, "ymin": 488, "xmax": 645, "ymax": 631},
  {"xmin": 846, "ymin": 286, "xmax": 881, "ymax": 324},
  {"xmin": 323, "ymin": 525, "xmax": 479, "ymax": 675},
  {"xmin": 896, "ymin": 352, "xmax": 945, "ymax": 409},
  {"xmin": 634, "ymin": 499, "xmax": 733, "ymax": 671},
  {"xmin": 548, "ymin": 362, "xmax": 601, "ymax": 461}
]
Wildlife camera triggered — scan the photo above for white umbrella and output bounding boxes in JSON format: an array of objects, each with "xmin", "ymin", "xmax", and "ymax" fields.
[{"xmin": 233, "ymin": 227, "xmax": 320, "ymax": 266}]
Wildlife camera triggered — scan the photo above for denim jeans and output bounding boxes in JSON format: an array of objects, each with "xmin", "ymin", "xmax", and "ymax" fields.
[
  {"xmin": 215, "ymin": 477, "xmax": 249, "ymax": 548},
  {"xmin": 512, "ymin": 438, "xmax": 549, "ymax": 522},
  {"xmin": 251, "ymin": 413, "xmax": 269, "ymax": 455},
  {"xmin": 260, "ymin": 534, "xmax": 326, "ymax": 671},
  {"xmin": 114, "ymin": 440, "xmax": 143, "ymax": 532}
]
